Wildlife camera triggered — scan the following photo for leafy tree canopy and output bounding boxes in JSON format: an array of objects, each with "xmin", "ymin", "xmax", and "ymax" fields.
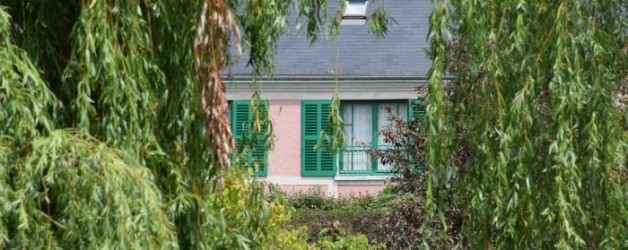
[
  {"xmin": 0, "ymin": 0, "xmax": 392, "ymax": 248},
  {"xmin": 425, "ymin": 0, "xmax": 627, "ymax": 248},
  {"xmin": 1, "ymin": 0, "xmax": 625, "ymax": 249}
]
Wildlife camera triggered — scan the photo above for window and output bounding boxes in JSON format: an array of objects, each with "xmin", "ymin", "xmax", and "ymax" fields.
[
  {"xmin": 300, "ymin": 99, "xmax": 424, "ymax": 177},
  {"xmin": 301, "ymin": 100, "xmax": 336, "ymax": 176},
  {"xmin": 341, "ymin": 0, "xmax": 369, "ymax": 25},
  {"xmin": 340, "ymin": 101, "xmax": 408, "ymax": 174},
  {"xmin": 231, "ymin": 100, "xmax": 268, "ymax": 176}
]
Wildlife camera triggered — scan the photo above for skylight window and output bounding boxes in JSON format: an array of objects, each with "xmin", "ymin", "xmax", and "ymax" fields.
[{"xmin": 341, "ymin": 0, "xmax": 369, "ymax": 25}]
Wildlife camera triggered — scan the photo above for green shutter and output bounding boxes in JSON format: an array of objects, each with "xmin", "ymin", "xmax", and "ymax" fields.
[
  {"xmin": 301, "ymin": 100, "xmax": 336, "ymax": 176},
  {"xmin": 232, "ymin": 100, "xmax": 268, "ymax": 176},
  {"xmin": 408, "ymin": 99, "xmax": 427, "ymax": 171},
  {"xmin": 409, "ymin": 99, "xmax": 427, "ymax": 123}
]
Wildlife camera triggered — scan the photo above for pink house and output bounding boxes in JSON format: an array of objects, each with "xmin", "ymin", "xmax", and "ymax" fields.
[{"xmin": 226, "ymin": 0, "xmax": 431, "ymax": 197}]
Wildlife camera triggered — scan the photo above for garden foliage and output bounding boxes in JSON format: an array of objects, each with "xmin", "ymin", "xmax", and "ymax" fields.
[
  {"xmin": 368, "ymin": 1, "xmax": 627, "ymax": 248},
  {"xmin": 425, "ymin": 0, "xmax": 627, "ymax": 248},
  {"xmin": 1, "ymin": 0, "xmax": 625, "ymax": 249},
  {"xmin": 0, "ymin": 0, "xmax": 392, "ymax": 248}
]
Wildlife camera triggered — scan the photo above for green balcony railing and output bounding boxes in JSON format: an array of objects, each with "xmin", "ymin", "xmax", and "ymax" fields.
[{"xmin": 339, "ymin": 146, "xmax": 394, "ymax": 176}]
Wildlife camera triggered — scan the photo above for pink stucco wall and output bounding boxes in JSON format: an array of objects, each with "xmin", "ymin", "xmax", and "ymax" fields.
[
  {"xmin": 263, "ymin": 100, "xmax": 386, "ymax": 198},
  {"xmin": 279, "ymin": 185, "xmax": 328, "ymax": 196},
  {"xmin": 267, "ymin": 100, "xmax": 301, "ymax": 176},
  {"xmin": 337, "ymin": 185, "xmax": 385, "ymax": 197}
]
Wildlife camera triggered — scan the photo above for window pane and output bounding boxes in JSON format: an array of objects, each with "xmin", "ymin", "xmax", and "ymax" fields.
[
  {"xmin": 377, "ymin": 103, "xmax": 408, "ymax": 145},
  {"xmin": 352, "ymin": 104, "xmax": 372, "ymax": 145},
  {"xmin": 343, "ymin": 104, "xmax": 353, "ymax": 145},
  {"xmin": 342, "ymin": 103, "xmax": 372, "ymax": 171},
  {"xmin": 344, "ymin": 0, "xmax": 368, "ymax": 16},
  {"xmin": 398, "ymin": 104, "xmax": 408, "ymax": 121},
  {"xmin": 377, "ymin": 103, "xmax": 408, "ymax": 171}
]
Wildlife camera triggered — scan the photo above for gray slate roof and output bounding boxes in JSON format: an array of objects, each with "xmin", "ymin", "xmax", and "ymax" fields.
[{"xmin": 226, "ymin": 0, "xmax": 432, "ymax": 77}]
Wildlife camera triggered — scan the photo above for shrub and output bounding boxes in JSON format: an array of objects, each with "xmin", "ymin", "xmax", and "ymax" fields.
[
  {"xmin": 287, "ymin": 186, "xmax": 401, "ymax": 211},
  {"xmin": 315, "ymin": 221, "xmax": 385, "ymax": 250},
  {"xmin": 287, "ymin": 187, "xmax": 338, "ymax": 210},
  {"xmin": 292, "ymin": 209, "xmax": 387, "ymax": 243},
  {"xmin": 370, "ymin": 109, "xmax": 463, "ymax": 249},
  {"xmin": 204, "ymin": 168, "xmax": 310, "ymax": 249}
]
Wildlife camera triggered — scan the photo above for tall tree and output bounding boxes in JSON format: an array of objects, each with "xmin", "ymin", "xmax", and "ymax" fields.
[
  {"xmin": 425, "ymin": 0, "xmax": 627, "ymax": 248},
  {"xmin": 0, "ymin": 0, "xmax": 391, "ymax": 248}
]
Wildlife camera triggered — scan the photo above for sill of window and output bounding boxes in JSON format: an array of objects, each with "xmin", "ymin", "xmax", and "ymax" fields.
[{"xmin": 334, "ymin": 175, "xmax": 390, "ymax": 181}]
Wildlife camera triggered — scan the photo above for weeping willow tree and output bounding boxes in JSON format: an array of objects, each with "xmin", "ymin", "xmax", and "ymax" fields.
[
  {"xmin": 425, "ymin": 0, "xmax": 627, "ymax": 249},
  {"xmin": 0, "ymin": 0, "xmax": 391, "ymax": 248}
]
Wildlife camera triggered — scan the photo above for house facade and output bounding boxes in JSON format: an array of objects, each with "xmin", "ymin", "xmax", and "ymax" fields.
[{"xmin": 226, "ymin": 0, "xmax": 432, "ymax": 197}]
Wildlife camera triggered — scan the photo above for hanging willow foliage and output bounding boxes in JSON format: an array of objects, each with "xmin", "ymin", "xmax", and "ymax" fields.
[
  {"xmin": 1, "ymin": 8, "xmax": 175, "ymax": 247},
  {"xmin": 10, "ymin": 130, "xmax": 177, "ymax": 249},
  {"xmin": 61, "ymin": 0, "xmax": 164, "ymax": 163},
  {"xmin": 426, "ymin": 0, "xmax": 627, "ymax": 249},
  {"xmin": 1, "ymin": 0, "xmax": 394, "ymax": 248},
  {"xmin": 194, "ymin": 0, "xmax": 240, "ymax": 184},
  {"xmin": 0, "ymin": 8, "xmax": 55, "ymax": 145}
]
